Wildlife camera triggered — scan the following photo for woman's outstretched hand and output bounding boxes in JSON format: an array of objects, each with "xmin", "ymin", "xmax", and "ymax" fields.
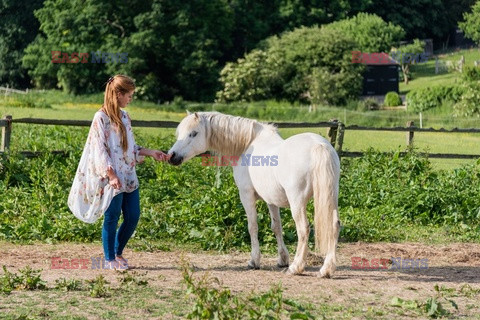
[{"xmin": 151, "ymin": 150, "xmax": 171, "ymax": 162}]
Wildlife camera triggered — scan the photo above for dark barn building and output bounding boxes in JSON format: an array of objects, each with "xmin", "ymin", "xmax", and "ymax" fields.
[{"xmin": 362, "ymin": 62, "xmax": 399, "ymax": 96}]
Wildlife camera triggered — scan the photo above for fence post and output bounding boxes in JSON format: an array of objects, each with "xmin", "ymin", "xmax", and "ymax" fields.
[
  {"xmin": 406, "ymin": 121, "xmax": 414, "ymax": 147},
  {"xmin": 1, "ymin": 115, "xmax": 12, "ymax": 153},
  {"xmin": 327, "ymin": 118, "xmax": 338, "ymax": 148},
  {"xmin": 336, "ymin": 121, "xmax": 345, "ymax": 157}
]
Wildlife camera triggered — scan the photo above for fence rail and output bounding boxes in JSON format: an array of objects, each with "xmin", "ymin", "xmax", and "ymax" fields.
[
  {"xmin": 1, "ymin": 115, "xmax": 480, "ymax": 160},
  {"xmin": 0, "ymin": 86, "xmax": 28, "ymax": 95}
]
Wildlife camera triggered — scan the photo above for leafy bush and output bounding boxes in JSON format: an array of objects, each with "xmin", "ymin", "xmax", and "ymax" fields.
[
  {"xmin": 461, "ymin": 66, "xmax": 480, "ymax": 82},
  {"xmin": 325, "ymin": 12, "xmax": 405, "ymax": 53},
  {"xmin": 406, "ymin": 85, "xmax": 465, "ymax": 113},
  {"xmin": 1, "ymin": 125, "xmax": 480, "ymax": 250},
  {"xmin": 358, "ymin": 97, "xmax": 380, "ymax": 111},
  {"xmin": 384, "ymin": 92, "xmax": 402, "ymax": 107},
  {"xmin": 217, "ymin": 26, "xmax": 363, "ymax": 105},
  {"xmin": 453, "ymin": 81, "xmax": 480, "ymax": 117}
]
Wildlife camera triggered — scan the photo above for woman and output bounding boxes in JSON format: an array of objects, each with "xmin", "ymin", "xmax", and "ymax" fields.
[{"xmin": 68, "ymin": 75, "xmax": 170, "ymax": 269}]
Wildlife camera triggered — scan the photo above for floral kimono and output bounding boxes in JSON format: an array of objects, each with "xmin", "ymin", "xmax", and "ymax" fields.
[{"xmin": 68, "ymin": 110, "xmax": 144, "ymax": 223}]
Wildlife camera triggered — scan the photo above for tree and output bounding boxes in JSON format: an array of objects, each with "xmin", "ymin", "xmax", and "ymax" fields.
[
  {"xmin": 390, "ymin": 39, "xmax": 425, "ymax": 85},
  {"xmin": 364, "ymin": 0, "xmax": 449, "ymax": 41},
  {"xmin": 23, "ymin": 0, "xmax": 148, "ymax": 93},
  {"xmin": 459, "ymin": 0, "xmax": 480, "ymax": 44},
  {"xmin": 117, "ymin": 0, "xmax": 234, "ymax": 102},
  {"xmin": 217, "ymin": 26, "xmax": 363, "ymax": 105},
  {"xmin": 0, "ymin": 0, "xmax": 44, "ymax": 88},
  {"xmin": 324, "ymin": 12, "xmax": 405, "ymax": 53}
]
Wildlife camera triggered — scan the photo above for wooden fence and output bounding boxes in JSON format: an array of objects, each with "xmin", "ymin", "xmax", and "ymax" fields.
[{"xmin": 2, "ymin": 115, "xmax": 480, "ymax": 160}]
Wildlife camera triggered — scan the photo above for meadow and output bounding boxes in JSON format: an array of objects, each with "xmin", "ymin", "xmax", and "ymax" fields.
[{"xmin": 2, "ymin": 49, "xmax": 480, "ymax": 318}]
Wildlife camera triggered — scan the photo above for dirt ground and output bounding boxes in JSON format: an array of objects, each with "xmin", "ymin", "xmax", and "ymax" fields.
[{"xmin": 1, "ymin": 241, "xmax": 480, "ymax": 319}]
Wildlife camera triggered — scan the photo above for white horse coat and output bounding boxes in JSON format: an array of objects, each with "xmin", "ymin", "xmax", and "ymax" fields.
[{"xmin": 168, "ymin": 112, "xmax": 340, "ymax": 277}]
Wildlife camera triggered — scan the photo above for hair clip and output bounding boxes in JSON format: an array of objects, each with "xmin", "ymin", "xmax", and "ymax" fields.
[{"xmin": 104, "ymin": 76, "xmax": 114, "ymax": 87}]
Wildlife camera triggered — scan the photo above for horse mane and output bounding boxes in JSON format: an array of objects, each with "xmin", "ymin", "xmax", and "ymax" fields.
[{"xmin": 201, "ymin": 112, "xmax": 277, "ymax": 156}]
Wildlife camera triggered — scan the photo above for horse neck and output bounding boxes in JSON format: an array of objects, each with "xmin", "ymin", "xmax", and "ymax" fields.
[{"xmin": 207, "ymin": 115, "xmax": 268, "ymax": 156}]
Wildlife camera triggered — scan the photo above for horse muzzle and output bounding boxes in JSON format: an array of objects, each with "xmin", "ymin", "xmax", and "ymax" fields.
[{"xmin": 168, "ymin": 152, "xmax": 183, "ymax": 166}]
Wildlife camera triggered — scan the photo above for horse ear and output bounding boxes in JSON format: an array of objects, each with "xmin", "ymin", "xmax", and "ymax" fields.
[{"xmin": 194, "ymin": 112, "xmax": 199, "ymax": 119}]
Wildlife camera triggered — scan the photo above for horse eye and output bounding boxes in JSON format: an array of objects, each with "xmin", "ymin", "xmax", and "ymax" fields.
[{"xmin": 189, "ymin": 131, "xmax": 198, "ymax": 138}]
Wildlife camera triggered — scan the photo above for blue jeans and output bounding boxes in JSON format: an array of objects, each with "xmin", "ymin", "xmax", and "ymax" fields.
[{"xmin": 102, "ymin": 188, "xmax": 140, "ymax": 261}]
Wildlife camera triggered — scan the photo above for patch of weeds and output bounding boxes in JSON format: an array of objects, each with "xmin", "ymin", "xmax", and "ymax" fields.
[
  {"xmin": 181, "ymin": 260, "xmax": 316, "ymax": 319},
  {"xmin": 18, "ymin": 266, "xmax": 47, "ymax": 290},
  {"xmin": 86, "ymin": 275, "xmax": 111, "ymax": 298},
  {"xmin": 0, "ymin": 265, "xmax": 20, "ymax": 295},
  {"xmin": 458, "ymin": 284, "xmax": 480, "ymax": 298},
  {"xmin": 117, "ymin": 270, "xmax": 149, "ymax": 287},
  {"xmin": 391, "ymin": 285, "xmax": 459, "ymax": 319},
  {"xmin": 54, "ymin": 278, "xmax": 84, "ymax": 291},
  {"xmin": 0, "ymin": 265, "xmax": 46, "ymax": 294},
  {"xmin": 433, "ymin": 284, "xmax": 456, "ymax": 297}
]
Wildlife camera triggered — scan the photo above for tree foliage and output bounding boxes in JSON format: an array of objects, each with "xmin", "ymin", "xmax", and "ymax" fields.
[
  {"xmin": 217, "ymin": 26, "xmax": 363, "ymax": 105},
  {"xmin": 0, "ymin": 0, "xmax": 44, "ymax": 88},
  {"xmin": 390, "ymin": 39, "xmax": 425, "ymax": 84},
  {"xmin": 217, "ymin": 13, "xmax": 406, "ymax": 105},
  {"xmin": 459, "ymin": 0, "xmax": 480, "ymax": 44},
  {"xmin": 5, "ymin": 0, "xmax": 477, "ymax": 101},
  {"xmin": 324, "ymin": 12, "xmax": 405, "ymax": 52}
]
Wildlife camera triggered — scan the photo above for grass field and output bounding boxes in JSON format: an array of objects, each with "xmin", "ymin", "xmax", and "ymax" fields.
[
  {"xmin": 2, "ymin": 50, "xmax": 480, "ymax": 318},
  {"xmin": 400, "ymin": 47, "xmax": 480, "ymax": 94},
  {"xmin": 2, "ymin": 85, "xmax": 480, "ymax": 171}
]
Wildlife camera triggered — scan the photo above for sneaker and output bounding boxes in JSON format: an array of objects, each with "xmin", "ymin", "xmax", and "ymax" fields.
[{"xmin": 115, "ymin": 255, "xmax": 129, "ymax": 270}]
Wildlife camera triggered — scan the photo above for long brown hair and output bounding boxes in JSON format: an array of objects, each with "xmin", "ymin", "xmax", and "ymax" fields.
[{"xmin": 102, "ymin": 75, "xmax": 135, "ymax": 152}]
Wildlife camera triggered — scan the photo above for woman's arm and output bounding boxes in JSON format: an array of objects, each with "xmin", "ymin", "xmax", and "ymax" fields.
[{"xmin": 139, "ymin": 148, "xmax": 171, "ymax": 162}]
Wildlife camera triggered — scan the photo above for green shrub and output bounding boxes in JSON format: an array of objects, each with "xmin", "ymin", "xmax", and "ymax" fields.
[
  {"xmin": 406, "ymin": 85, "xmax": 465, "ymax": 113},
  {"xmin": 358, "ymin": 97, "xmax": 380, "ymax": 111},
  {"xmin": 216, "ymin": 26, "xmax": 363, "ymax": 105},
  {"xmin": 384, "ymin": 92, "xmax": 402, "ymax": 107},
  {"xmin": 461, "ymin": 66, "xmax": 480, "ymax": 82},
  {"xmin": 2, "ymin": 125, "xmax": 480, "ymax": 249},
  {"xmin": 453, "ymin": 81, "xmax": 480, "ymax": 117}
]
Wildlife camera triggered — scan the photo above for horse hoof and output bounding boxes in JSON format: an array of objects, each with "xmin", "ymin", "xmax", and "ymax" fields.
[
  {"xmin": 284, "ymin": 268, "xmax": 298, "ymax": 276},
  {"xmin": 247, "ymin": 262, "xmax": 260, "ymax": 270},
  {"xmin": 277, "ymin": 263, "xmax": 289, "ymax": 268},
  {"xmin": 318, "ymin": 269, "xmax": 332, "ymax": 278}
]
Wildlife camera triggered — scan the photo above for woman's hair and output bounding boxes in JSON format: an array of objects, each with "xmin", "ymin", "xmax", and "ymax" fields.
[{"xmin": 102, "ymin": 75, "xmax": 135, "ymax": 152}]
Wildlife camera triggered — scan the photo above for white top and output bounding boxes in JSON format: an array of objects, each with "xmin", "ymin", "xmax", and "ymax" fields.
[{"xmin": 68, "ymin": 110, "xmax": 144, "ymax": 223}]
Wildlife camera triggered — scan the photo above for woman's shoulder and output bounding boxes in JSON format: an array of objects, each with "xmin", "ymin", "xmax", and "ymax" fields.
[
  {"xmin": 93, "ymin": 109, "xmax": 110, "ymax": 124},
  {"xmin": 121, "ymin": 109, "xmax": 132, "ymax": 121}
]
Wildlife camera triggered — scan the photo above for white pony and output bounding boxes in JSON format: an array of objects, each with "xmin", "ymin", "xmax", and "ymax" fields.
[{"xmin": 168, "ymin": 112, "xmax": 340, "ymax": 278}]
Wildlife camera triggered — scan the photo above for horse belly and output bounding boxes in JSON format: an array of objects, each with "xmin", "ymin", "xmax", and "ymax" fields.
[{"xmin": 249, "ymin": 167, "xmax": 289, "ymax": 207}]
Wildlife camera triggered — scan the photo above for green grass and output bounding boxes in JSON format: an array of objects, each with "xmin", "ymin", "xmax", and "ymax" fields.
[
  {"xmin": 400, "ymin": 47, "xmax": 480, "ymax": 95},
  {"xmin": 2, "ymin": 74, "xmax": 480, "ymax": 172}
]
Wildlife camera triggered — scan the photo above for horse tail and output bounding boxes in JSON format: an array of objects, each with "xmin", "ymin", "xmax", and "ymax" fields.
[{"xmin": 311, "ymin": 143, "xmax": 340, "ymax": 257}]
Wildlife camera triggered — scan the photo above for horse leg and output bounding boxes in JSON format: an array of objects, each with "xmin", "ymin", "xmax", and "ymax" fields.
[
  {"xmin": 267, "ymin": 204, "xmax": 289, "ymax": 268},
  {"xmin": 239, "ymin": 190, "xmax": 261, "ymax": 269},
  {"xmin": 286, "ymin": 201, "xmax": 309, "ymax": 275},
  {"xmin": 319, "ymin": 211, "xmax": 340, "ymax": 278}
]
